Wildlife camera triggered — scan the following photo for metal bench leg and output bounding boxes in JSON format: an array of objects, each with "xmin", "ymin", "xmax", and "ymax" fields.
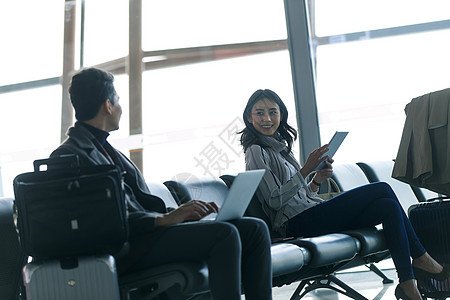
[
  {"xmin": 367, "ymin": 263, "xmax": 394, "ymax": 284},
  {"xmin": 290, "ymin": 274, "xmax": 369, "ymax": 300}
]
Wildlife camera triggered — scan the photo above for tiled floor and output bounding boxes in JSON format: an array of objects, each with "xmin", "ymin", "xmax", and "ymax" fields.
[{"xmin": 271, "ymin": 260, "xmax": 399, "ymax": 300}]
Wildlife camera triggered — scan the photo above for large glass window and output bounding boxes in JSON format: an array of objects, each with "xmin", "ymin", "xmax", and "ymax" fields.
[
  {"xmin": 142, "ymin": 0, "xmax": 287, "ymax": 50},
  {"xmin": 0, "ymin": 1, "xmax": 290, "ymax": 196},
  {"xmin": 312, "ymin": 1, "xmax": 450, "ymax": 164},
  {"xmin": 136, "ymin": 0, "xmax": 292, "ymax": 182},
  {"xmin": 101, "ymin": 0, "xmax": 292, "ymax": 183},
  {"xmin": 82, "ymin": 1, "xmax": 128, "ymax": 66},
  {"xmin": 0, "ymin": 2, "xmax": 64, "ymax": 85},
  {"xmin": 135, "ymin": 0, "xmax": 290, "ymax": 181},
  {"xmin": 315, "ymin": 0, "xmax": 450, "ymax": 36},
  {"xmin": 4, "ymin": 1, "xmax": 448, "ymax": 197},
  {"xmin": 0, "ymin": 86, "xmax": 62, "ymax": 196},
  {"xmin": 141, "ymin": 51, "xmax": 294, "ymax": 182}
]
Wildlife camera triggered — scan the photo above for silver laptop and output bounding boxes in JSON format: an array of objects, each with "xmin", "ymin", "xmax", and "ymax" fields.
[{"xmin": 201, "ymin": 169, "xmax": 265, "ymax": 222}]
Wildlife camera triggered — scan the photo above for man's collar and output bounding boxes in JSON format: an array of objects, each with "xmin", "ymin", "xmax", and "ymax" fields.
[
  {"xmin": 75, "ymin": 122, "xmax": 109, "ymax": 145},
  {"xmin": 65, "ymin": 125, "xmax": 97, "ymax": 150}
]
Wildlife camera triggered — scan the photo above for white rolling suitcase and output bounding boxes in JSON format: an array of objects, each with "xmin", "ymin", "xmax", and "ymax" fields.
[{"xmin": 23, "ymin": 255, "xmax": 120, "ymax": 300}]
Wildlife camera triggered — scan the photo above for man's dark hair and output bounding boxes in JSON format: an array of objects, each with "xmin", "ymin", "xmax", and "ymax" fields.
[
  {"xmin": 240, "ymin": 89, "xmax": 297, "ymax": 153},
  {"xmin": 69, "ymin": 68, "xmax": 116, "ymax": 121}
]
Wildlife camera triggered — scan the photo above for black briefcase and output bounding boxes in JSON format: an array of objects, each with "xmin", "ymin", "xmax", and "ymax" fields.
[{"xmin": 13, "ymin": 154, "xmax": 128, "ymax": 260}]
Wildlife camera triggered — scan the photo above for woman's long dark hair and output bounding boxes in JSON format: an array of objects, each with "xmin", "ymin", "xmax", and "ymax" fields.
[{"xmin": 239, "ymin": 89, "xmax": 297, "ymax": 152}]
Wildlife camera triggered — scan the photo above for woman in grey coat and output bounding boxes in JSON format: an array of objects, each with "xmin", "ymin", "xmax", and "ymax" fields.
[{"xmin": 240, "ymin": 89, "xmax": 448, "ymax": 300}]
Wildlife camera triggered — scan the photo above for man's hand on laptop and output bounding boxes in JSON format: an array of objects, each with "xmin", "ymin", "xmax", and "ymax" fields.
[{"xmin": 156, "ymin": 200, "xmax": 219, "ymax": 226}]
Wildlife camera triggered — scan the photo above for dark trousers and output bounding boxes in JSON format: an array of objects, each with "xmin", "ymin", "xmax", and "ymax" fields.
[
  {"xmin": 288, "ymin": 182, "xmax": 426, "ymax": 283},
  {"xmin": 125, "ymin": 217, "xmax": 272, "ymax": 300}
]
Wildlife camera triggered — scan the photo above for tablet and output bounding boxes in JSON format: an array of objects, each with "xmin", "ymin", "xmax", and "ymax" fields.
[{"xmin": 315, "ymin": 131, "xmax": 348, "ymax": 170}]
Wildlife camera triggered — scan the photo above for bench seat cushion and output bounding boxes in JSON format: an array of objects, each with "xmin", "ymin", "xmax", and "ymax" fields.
[
  {"xmin": 343, "ymin": 227, "xmax": 387, "ymax": 256},
  {"xmin": 288, "ymin": 233, "xmax": 359, "ymax": 267},
  {"xmin": 271, "ymin": 243, "xmax": 307, "ymax": 277}
]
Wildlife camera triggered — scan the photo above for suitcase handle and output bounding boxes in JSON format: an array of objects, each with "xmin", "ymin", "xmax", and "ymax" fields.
[
  {"xmin": 33, "ymin": 154, "xmax": 80, "ymax": 172},
  {"xmin": 425, "ymin": 196, "xmax": 450, "ymax": 203}
]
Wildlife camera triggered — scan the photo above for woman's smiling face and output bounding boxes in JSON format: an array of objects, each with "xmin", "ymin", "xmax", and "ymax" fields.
[{"xmin": 247, "ymin": 98, "xmax": 281, "ymax": 136}]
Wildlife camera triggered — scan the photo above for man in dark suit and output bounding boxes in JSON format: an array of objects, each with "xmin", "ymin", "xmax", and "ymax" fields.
[{"xmin": 51, "ymin": 67, "xmax": 272, "ymax": 300}]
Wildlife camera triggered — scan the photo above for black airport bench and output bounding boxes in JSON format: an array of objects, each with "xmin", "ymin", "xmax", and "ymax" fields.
[{"xmin": 1, "ymin": 160, "xmax": 431, "ymax": 300}]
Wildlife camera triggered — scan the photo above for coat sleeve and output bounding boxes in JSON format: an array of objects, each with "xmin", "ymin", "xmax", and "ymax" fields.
[
  {"xmin": 245, "ymin": 144, "xmax": 314, "ymax": 210},
  {"xmin": 123, "ymin": 184, "xmax": 163, "ymax": 237}
]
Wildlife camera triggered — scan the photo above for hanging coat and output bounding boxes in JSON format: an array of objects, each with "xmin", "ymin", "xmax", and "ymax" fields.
[{"xmin": 392, "ymin": 88, "xmax": 450, "ymax": 196}]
